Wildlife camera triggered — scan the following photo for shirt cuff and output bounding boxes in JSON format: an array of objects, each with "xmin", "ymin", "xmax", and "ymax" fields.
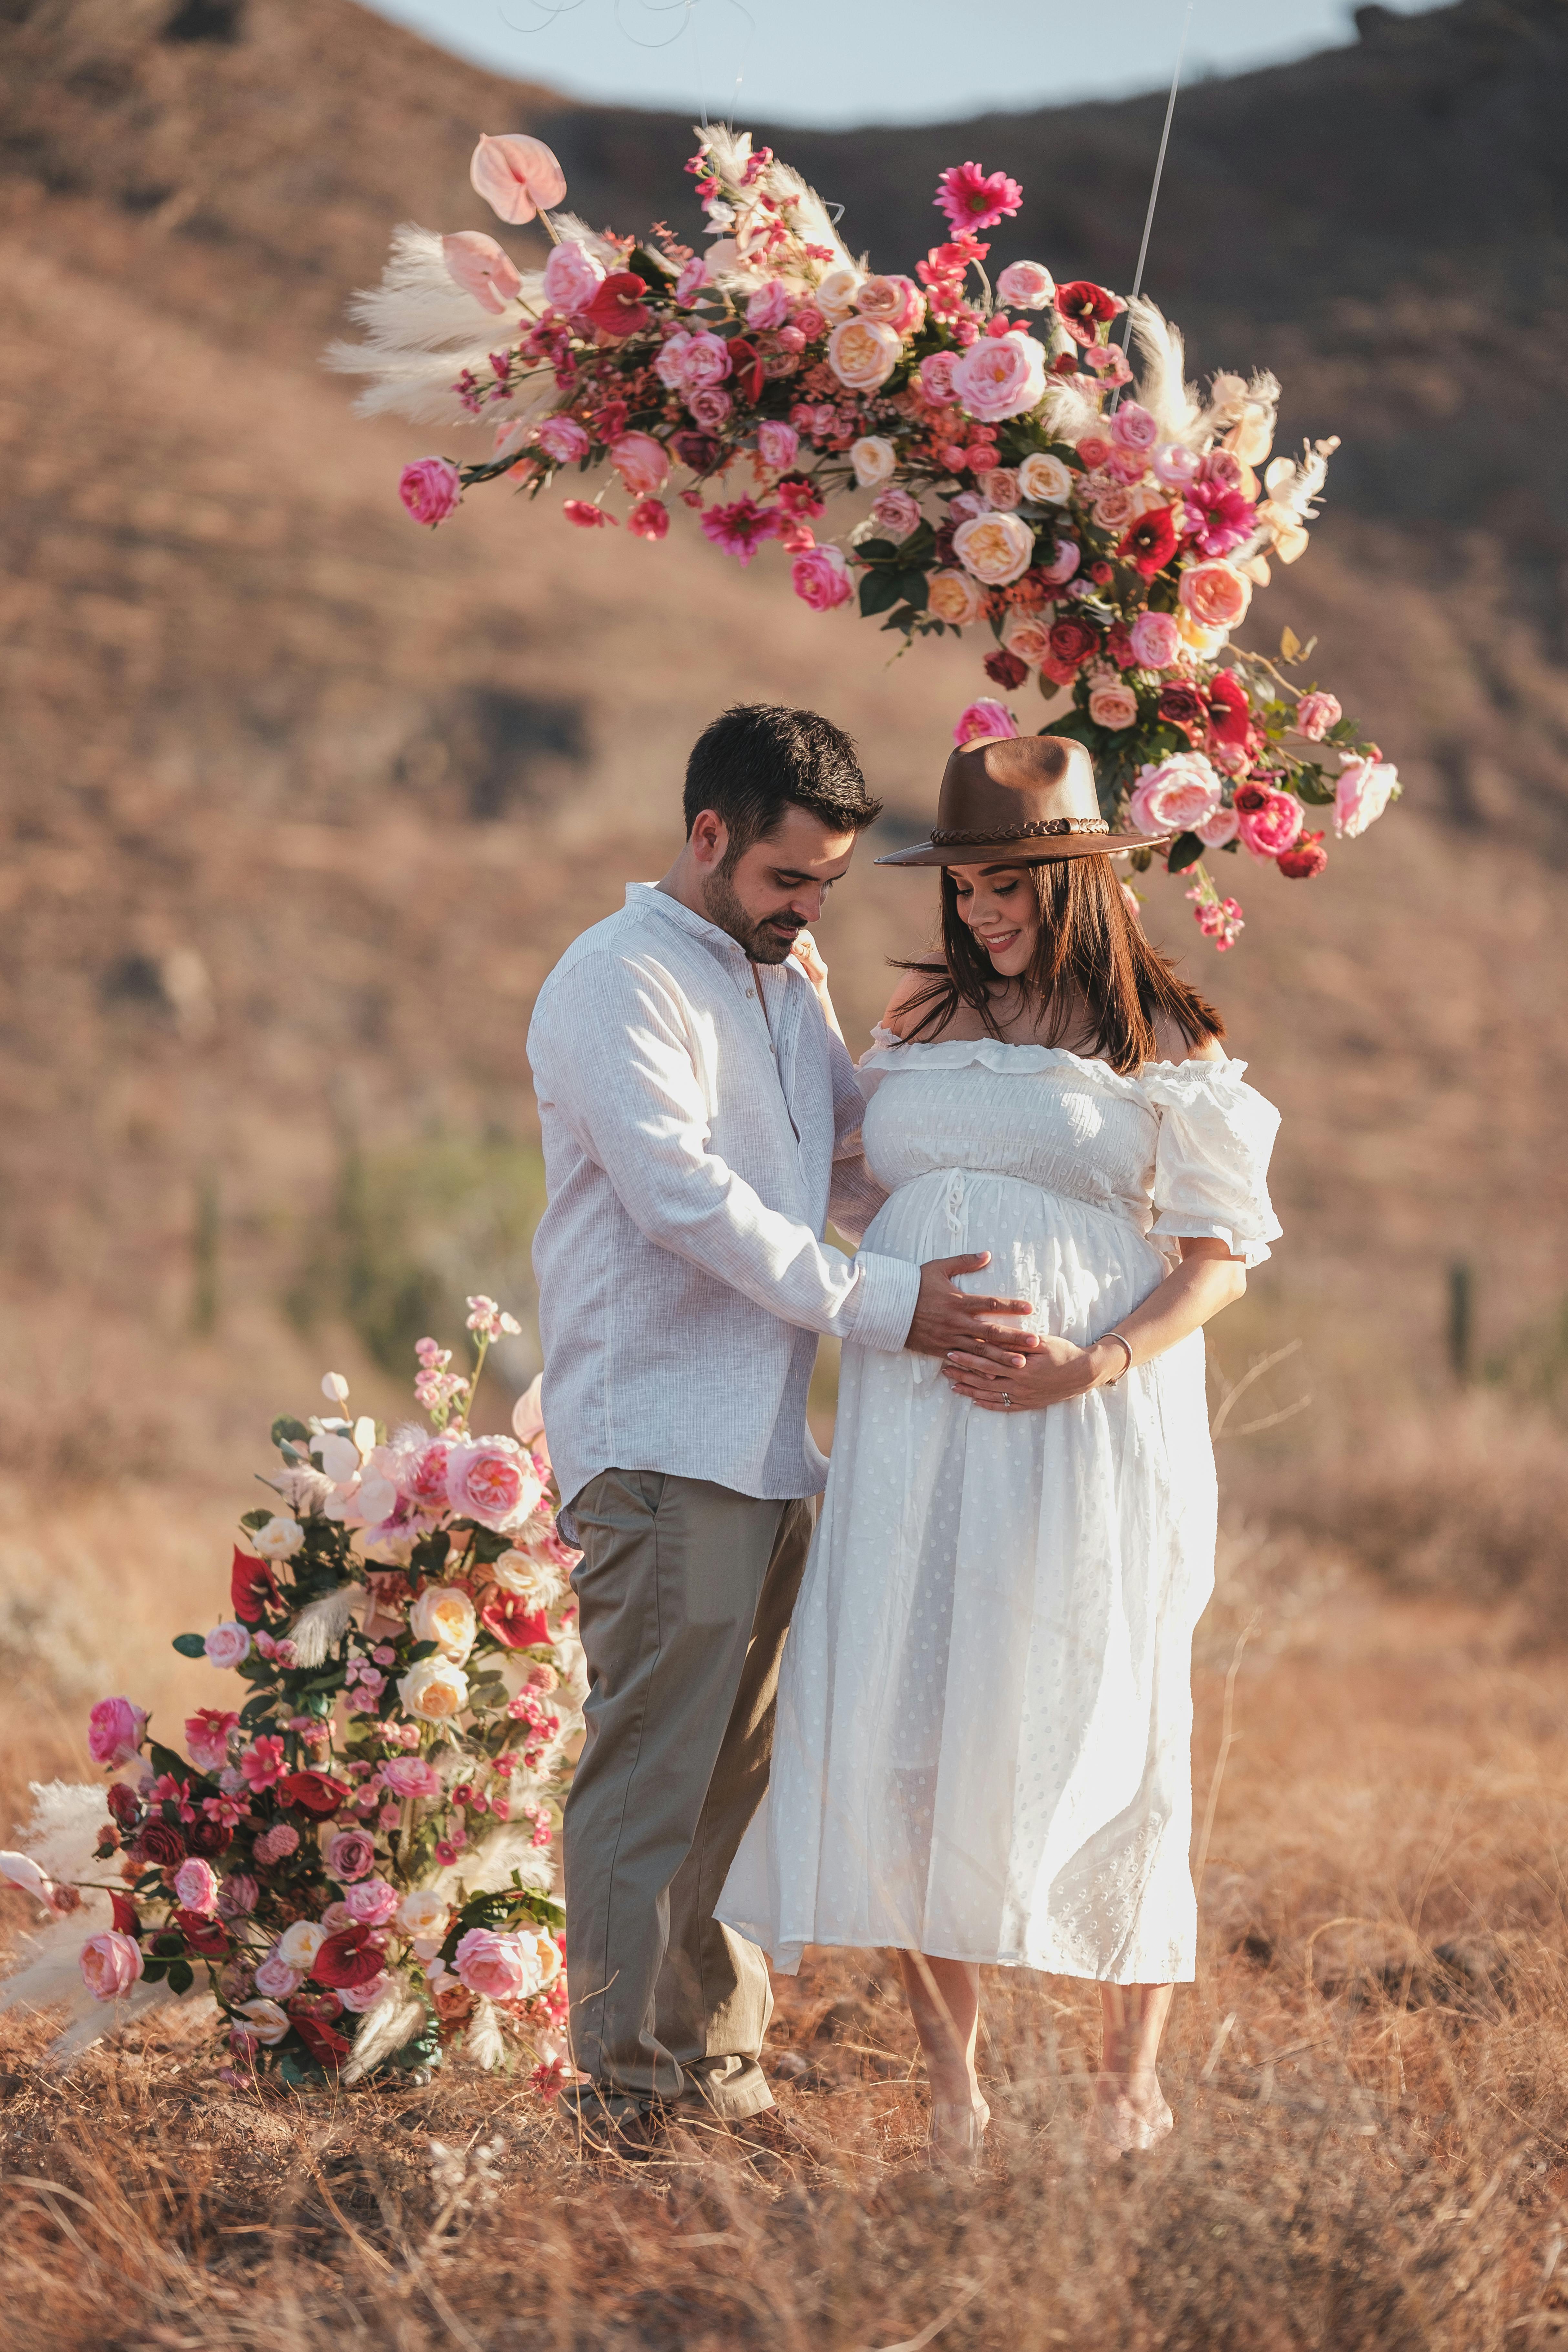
[{"xmin": 845, "ymin": 1251, "xmax": 921, "ymax": 1354}]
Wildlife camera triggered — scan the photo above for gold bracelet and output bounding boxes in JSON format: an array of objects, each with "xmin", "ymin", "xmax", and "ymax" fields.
[{"xmin": 1099, "ymin": 1331, "xmax": 1133, "ymax": 1385}]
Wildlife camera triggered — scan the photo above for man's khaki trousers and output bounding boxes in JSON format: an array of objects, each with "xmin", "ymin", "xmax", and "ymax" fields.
[{"xmin": 562, "ymin": 1470, "xmax": 813, "ymax": 2121}]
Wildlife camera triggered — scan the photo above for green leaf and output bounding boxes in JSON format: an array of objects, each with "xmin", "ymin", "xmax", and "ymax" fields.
[
  {"xmin": 1295, "ymin": 764, "xmax": 1336, "ymax": 806},
  {"xmin": 239, "ymin": 1695, "xmax": 279, "ymax": 1729},
  {"xmin": 858, "ymin": 570, "xmax": 904, "ymax": 619},
  {"xmin": 278, "ymin": 2048, "xmax": 324, "ymax": 2093},
  {"xmin": 147, "ymin": 1741, "xmax": 190, "ymax": 1785},
  {"xmin": 167, "ymin": 1959, "xmax": 195, "ymax": 1997},
  {"xmin": 238, "ymin": 1508, "xmax": 272, "ymax": 1531},
  {"xmin": 305, "ymin": 1690, "xmax": 334, "ymax": 1720},
  {"xmin": 853, "ymin": 537, "xmax": 898, "ymax": 563},
  {"xmin": 407, "ymin": 1640, "xmax": 440, "ymax": 1664},
  {"xmin": 891, "ymin": 570, "xmax": 928, "ymax": 612},
  {"xmin": 140, "ymin": 1958, "xmax": 168, "ymax": 1984},
  {"xmin": 271, "ymin": 1417, "xmax": 310, "ymax": 1450},
  {"xmin": 171, "ymin": 1633, "xmax": 207, "ymax": 1659},
  {"xmin": 1166, "ymin": 831, "xmax": 1205, "ymax": 874}
]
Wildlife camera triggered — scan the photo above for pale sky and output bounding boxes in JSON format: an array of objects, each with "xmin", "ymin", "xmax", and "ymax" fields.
[{"xmin": 357, "ymin": 0, "xmax": 1442, "ymax": 127}]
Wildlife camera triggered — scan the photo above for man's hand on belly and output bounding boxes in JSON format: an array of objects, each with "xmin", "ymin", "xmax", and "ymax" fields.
[{"xmin": 904, "ymin": 1253, "xmax": 1041, "ymax": 1365}]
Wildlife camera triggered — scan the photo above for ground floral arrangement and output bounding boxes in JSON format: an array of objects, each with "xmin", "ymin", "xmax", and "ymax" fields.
[
  {"xmin": 331, "ymin": 126, "xmax": 1398, "ymax": 953},
  {"xmin": 0, "ymin": 1301, "xmax": 583, "ymax": 2093}
]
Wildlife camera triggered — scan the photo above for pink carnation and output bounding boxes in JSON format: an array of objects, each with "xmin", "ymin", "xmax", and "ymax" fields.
[
  {"xmin": 628, "ymin": 496, "xmax": 669, "ymax": 541},
  {"xmin": 790, "ymin": 543, "xmax": 853, "ymax": 611},
  {"xmin": 953, "ymin": 699, "xmax": 1020, "ymax": 748},
  {"xmin": 399, "ymin": 458, "xmax": 462, "ymax": 528},
  {"xmin": 700, "ymin": 497, "xmax": 778, "ymax": 567},
  {"xmin": 80, "ymin": 1930, "xmax": 144, "ymax": 2002},
  {"xmin": 87, "ymin": 1697, "xmax": 147, "ymax": 1769},
  {"xmin": 935, "ymin": 161, "xmax": 1024, "ymax": 236},
  {"xmin": 1295, "ymin": 691, "xmax": 1342, "ymax": 742},
  {"xmin": 252, "ymin": 1821, "xmax": 300, "ymax": 1865}
]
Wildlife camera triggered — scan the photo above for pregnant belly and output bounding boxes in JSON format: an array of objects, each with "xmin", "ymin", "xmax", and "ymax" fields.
[{"xmin": 863, "ymin": 1166, "xmax": 1165, "ymax": 1342}]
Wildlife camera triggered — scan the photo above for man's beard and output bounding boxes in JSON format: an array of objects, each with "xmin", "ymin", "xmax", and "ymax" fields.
[{"xmin": 699, "ymin": 865, "xmax": 801, "ymax": 964}]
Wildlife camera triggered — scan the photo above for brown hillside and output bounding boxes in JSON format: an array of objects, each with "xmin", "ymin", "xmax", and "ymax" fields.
[{"xmin": 0, "ymin": 0, "xmax": 1564, "ymax": 1486}]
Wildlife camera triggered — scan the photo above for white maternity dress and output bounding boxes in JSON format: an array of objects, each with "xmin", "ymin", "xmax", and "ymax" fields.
[{"xmin": 716, "ymin": 1034, "xmax": 1282, "ymax": 1984}]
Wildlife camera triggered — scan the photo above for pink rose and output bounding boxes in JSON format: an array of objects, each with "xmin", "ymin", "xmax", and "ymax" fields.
[
  {"xmin": 343, "ymin": 1877, "xmax": 400, "ymax": 1927},
  {"xmin": 339, "ymin": 1972, "xmax": 392, "ymax": 2013},
  {"xmin": 1128, "ymin": 611, "xmax": 1182, "ymax": 670},
  {"xmin": 870, "ymin": 487, "xmax": 923, "ymax": 543},
  {"xmin": 398, "ymin": 459, "xmax": 462, "ymax": 528},
  {"xmin": 1334, "ymin": 754, "xmax": 1398, "ymax": 839},
  {"xmin": 536, "ymin": 416, "xmax": 590, "ymax": 464},
  {"xmin": 253, "ymin": 1950, "xmax": 302, "ymax": 1999},
  {"xmin": 628, "ymin": 496, "xmax": 669, "ymax": 540},
  {"xmin": 380, "ymin": 1756, "xmax": 444, "ymax": 1802},
  {"xmin": 390, "ymin": 1437, "xmax": 454, "ymax": 1511},
  {"xmin": 826, "ymin": 317, "xmax": 902, "ymax": 392},
  {"xmin": 746, "ymin": 280, "xmax": 792, "ymax": 330},
  {"xmin": 687, "ymin": 386, "xmax": 733, "ymax": 430},
  {"xmin": 441, "ymin": 231, "xmax": 523, "ymax": 315},
  {"xmin": 542, "ymin": 239, "xmax": 605, "ymax": 312},
  {"xmin": 203, "ymin": 1621, "xmax": 251, "ymax": 1671},
  {"xmin": 446, "ymin": 1437, "xmax": 544, "ymax": 1536},
  {"xmin": 995, "ymin": 260, "xmax": 1055, "ymax": 310},
  {"xmin": 1178, "ymin": 561, "xmax": 1252, "ymax": 633},
  {"xmin": 1295, "ymin": 690, "xmax": 1342, "ymax": 742},
  {"xmin": 454, "ymin": 1926, "xmax": 535, "ymax": 2000},
  {"xmin": 791, "ymin": 544, "xmax": 854, "ymax": 612},
  {"xmin": 1090, "ymin": 484, "xmax": 1138, "ymax": 532},
  {"xmin": 919, "ymin": 351, "xmax": 960, "ymax": 406},
  {"xmin": 80, "ymin": 1929, "xmax": 144, "ymax": 2001},
  {"xmin": 1127, "ymin": 754, "xmax": 1224, "ymax": 836},
  {"xmin": 1153, "ymin": 444, "xmax": 1201, "ymax": 489},
  {"xmin": 855, "ymin": 274, "xmax": 926, "ymax": 334},
  {"xmin": 681, "ymin": 331, "xmax": 733, "ymax": 390},
  {"xmin": 1195, "ymin": 804, "xmax": 1240, "ymax": 848},
  {"xmin": 950, "ymin": 331, "xmax": 1047, "ymax": 423},
  {"xmin": 1235, "ymin": 784, "xmax": 1305, "ymax": 859},
  {"xmin": 217, "ymin": 1873, "xmax": 258, "ymax": 1919},
  {"xmin": 326, "ymin": 1829, "xmax": 377, "ymax": 1884},
  {"xmin": 676, "ymin": 254, "xmax": 708, "ymax": 302},
  {"xmin": 953, "ymin": 699, "xmax": 1020, "ymax": 748},
  {"xmin": 1036, "ymin": 538, "xmax": 1081, "ymax": 586},
  {"xmin": 468, "ymin": 132, "xmax": 566, "ymax": 226},
  {"xmin": 979, "ymin": 467, "xmax": 1021, "ymax": 512},
  {"xmin": 1088, "ymin": 682, "xmax": 1139, "ymax": 731},
  {"xmin": 87, "ymin": 1697, "xmax": 147, "ymax": 1769},
  {"xmin": 609, "ymin": 432, "xmax": 669, "ymax": 497},
  {"xmin": 756, "ymin": 421, "xmax": 800, "ymax": 471},
  {"xmin": 1111, "ymin": 402, "xmax": 1159, "ymax": 452},
  {"xmin": 172, "ymin": 1858, "xmax": 220, "ymax": 1916}
]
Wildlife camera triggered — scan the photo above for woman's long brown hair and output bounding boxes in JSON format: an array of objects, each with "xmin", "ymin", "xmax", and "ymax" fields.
[{"xmin": 893, "ymin": 854, "xmax": 1224, "ymax": 1076}]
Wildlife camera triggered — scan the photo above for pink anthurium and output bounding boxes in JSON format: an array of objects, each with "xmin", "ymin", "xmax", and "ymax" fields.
[
  {"xmin": 442, "ymin": 231, "xmax": 523, "ymax": 314},
  {"xmin": 470, "ymin": 132, "xmax": 567, "ymax": 225}
]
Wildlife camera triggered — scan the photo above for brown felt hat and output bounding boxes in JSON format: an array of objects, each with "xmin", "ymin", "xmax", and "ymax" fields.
[{"xmin": 874, "ymin": 733, "xmax": 1173, "ymax": 867}]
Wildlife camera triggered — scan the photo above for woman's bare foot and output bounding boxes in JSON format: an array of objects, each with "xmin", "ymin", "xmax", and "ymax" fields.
[
  {"xmin": 1092, "ymin": 2070, "xmax": 1173, "ymax": 2156},
  {"xmin": 929, "ymin": 2093, "xmax": 991, "ymax": 2171}
]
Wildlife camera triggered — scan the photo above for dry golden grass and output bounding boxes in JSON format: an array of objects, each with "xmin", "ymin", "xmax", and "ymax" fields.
[{"xmin": 3, "ymin": 1515, "xmax": 1568, "ymax": 2350}]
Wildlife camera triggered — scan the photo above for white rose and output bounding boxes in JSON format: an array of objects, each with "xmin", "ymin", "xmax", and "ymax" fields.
[
  {"xmin": 850, "ymin": 435, "xmax": 897, "ymax": 489},
  {"xmin": 952, "ymin": 510, "xmax": 1035, "ymax": 588},
  {"xmin": 493, "ymin": 1548, "xmax": 566, "ymax": 1611},
  {"xmin": 408, "ymin": 1585, "xmax": 477, "ymax": 1664},
  {"xmin": 278, "ymin": 1920, "xmax": 327, "ymax": 1971},
  {"xmin": 1018, "ymin": 452, "xmax": 1073, "ymax": 505},
  {"xmin": 398, "ymin": 1654, "xmax": 470, "ymax": 1724},
  {"xmin": 813, "ymin": 263, "xmax": 862, "ymax": 321},
  {"xmin": 251, "ymin": 1515, "xmax": 303, "ymax": 1561},
  {"xmin": 234, "ymin": 1997, "xmax": 292, "ymax": 2046},
  {"xmin": 522, "ymin": 1927, "xmax": 563, "ymax": 1989},
  {"xmin": 396, "ymin": 1887, "xmax": 451, "ymax": 1940}
]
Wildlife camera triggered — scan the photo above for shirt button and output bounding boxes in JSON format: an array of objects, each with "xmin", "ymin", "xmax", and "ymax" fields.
[{"xmin": 746, "ymin": 987, "xmax": 755, "ymax": 997}]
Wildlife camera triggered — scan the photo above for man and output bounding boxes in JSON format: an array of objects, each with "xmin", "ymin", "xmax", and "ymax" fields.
[{"xmin": 528, "ymin": 703, "xmax": 1037, "ymax": 2145}]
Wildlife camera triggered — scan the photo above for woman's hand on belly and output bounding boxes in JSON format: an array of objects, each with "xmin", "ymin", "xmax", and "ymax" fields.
[{"xmin": 942, "ymin": 1332, "xmax": 1111, "ymax": 1411}]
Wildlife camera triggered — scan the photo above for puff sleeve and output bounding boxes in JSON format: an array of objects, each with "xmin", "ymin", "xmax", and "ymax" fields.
[{"xmin": 1141, "ymin": 1058, "xmax": 1283, "ymax": 1269}]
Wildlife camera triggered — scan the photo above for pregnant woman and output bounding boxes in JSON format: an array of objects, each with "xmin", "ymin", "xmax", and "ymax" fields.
[{"xmin": 717, "ymin": 734, "xmax": 1282, "ymax": 2165}]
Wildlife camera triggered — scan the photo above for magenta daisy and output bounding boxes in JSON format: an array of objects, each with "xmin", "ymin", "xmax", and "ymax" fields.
[
  {"xmin": 699, "ymin": 496, "xmax": 779, "ymax": 565},
  {"xmin": 934, "ymin": 160, "xmax": 1024, "ymax": 236}
]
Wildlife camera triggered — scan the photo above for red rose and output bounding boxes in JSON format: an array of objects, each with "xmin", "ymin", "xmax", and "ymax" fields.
[
  {"xmin": 313, "ymin": 1924, "xmax": 386, "ymax": 1990},
  {"xmin": 1117, "ymin": 506, "xmax": 1178, "ymax": 579},
  {"xmin": 1105, "ymin": 623, "xmax": 1138, "ymax": 672},
  {"xmin": 276, "ymin": 1772, "xmax": 351, "ymax": 1817},
  {"xmin": 107, "ymin": 1783, "xmax": 142, "ymax": 1829},
  {"xmin": 187, "ymin": 1815, "xmax": 233, "ymax": 1857},
  {"xmin": 1053, "ymin": 281, "xmax": 1125, "ymax": 348},
  {"xmin": 1047, "ymin": 616, "xmax": 1099, "ymax": 672},
  {"xmin": 1157, "ymin": 682, "xmax": 1207, "ymax": 733},
  {"xmin": 1205, "ymin": 670, "xmax": 1252, "ymax": 748},
  {"xmin": 1233, "ymin": 782, "xmax": 1271, "ymax": 815},
  {"xmin": 580, "ymin": 271, "xmax": 650, "ymax": 340},
  {"xmin": 291, "ymin": 2014, "xmax": 350, "ymax": 2069},
  {"xmin": 174, "ymin": 1907, "xmax": 230, "ymax": 1958},
  {"xmin": 983, "ymin": 650, "xmax": 1030, "ymax": 690},
  {"xmin": 671, "ymin": 429, "xmax": 721, "ymax": 472},
  {"xmin": 136, "ymin": 1822, "xmax": 187, "ymax": 1869},
  {"xmin": 287, "ymin": 1989, "xmax": 344, "ymax": 2021},
  {"xmin": 480, "ymin": 1593, "xmax": 551, "ymax": 1652},
  {"xmin": 231, "ymin": 1545, "xmax": 282, "ymax": 1626},
  {"xmin": 1276, "ymin": 829, "xmax": 1328, "ymax": 880}
]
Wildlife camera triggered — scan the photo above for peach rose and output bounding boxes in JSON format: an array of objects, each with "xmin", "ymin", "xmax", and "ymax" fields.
[
  {"xmin": 813, "ymin": 264, "xmax": 863, "ymax": 322},
  {"xmin": 826, "ymin": 317, "xmax": 902, "ymax": 392},
  {"xmin": 980, "ymin": 467, "xmax": 1021, "ymax": 511},
  {"xmin": 234, "ymin": 1997, "xmax": 292, "ymax": 2046},
  {"xmin": 1000, "ymin": 608, "xmax": 1056, "ymax": 668},
  {"xmin": 855, "ymin": 274, "xmax": 925, "ymax": 335},
  {"xmin": 850, "ymin": 435, "xmax": 897, "ymax": 488},
  {"xmin": 950, "ymin": 332, "xmax": 1047, "ymax": 424},
  {"xmin": 454, "ymin": 1926, "xmax": 540, "ymax": 2001},
  {"xmin": 871, "ymin": 487, "xmax": 923, "ymax": 542},
  {"xmin": 927, "ymin": 569, "xmax": 987, "ymax": 627},
  {"xmin": 1127, "ymin": 753, "xmax": 1224, "ymax": 836},
  {"xmin": 996, "ymin": 260, "xmax": 1055, "ymax": 310},
  {"xmin": 1294, "ymin": 690, "xmax": 1342, "ymax": 742},
  {"xmin": 1018, "ymin": 452, "xmax": 1072, "ymax": 505},
  {"xmin": 610, "ymin": 433, "xmax": 669, "ymax": 497},
  {"xmin": 919, "ymin": 351, "xmax": 960, "ymax": 406},
  {"xmin": 1179, "ymin": 561, "xmax": 1253, "ymax": 632},
  {"xmin": 397, "ymin": 1654, "xmax": 469, "ymax": 1724},
  {"xmin": 1088, "ymin": 682, "xmax": 1139, "ymax": 731},
  {"xmin": 953, "ymin": 510, "xmax": 1034, "ymax": 587},
  {"xmin": 408, "ymin": 1583, "xmax": 477, "ymax": 1664}
]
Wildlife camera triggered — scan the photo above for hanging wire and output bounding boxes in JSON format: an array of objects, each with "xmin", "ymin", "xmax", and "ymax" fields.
[{"xmin": 1109, "ymin": 0, "xmax": 1196, "ymax": 410}]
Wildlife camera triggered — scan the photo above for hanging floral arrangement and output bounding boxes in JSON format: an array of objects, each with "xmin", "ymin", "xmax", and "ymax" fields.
[
  {"xmin": 328, "ymin": 127, "xmax": 1397, "ymax": 950},
  {"xmin": 0, "ymin": 1302, "xmax": 582, "ymax": 2092}
]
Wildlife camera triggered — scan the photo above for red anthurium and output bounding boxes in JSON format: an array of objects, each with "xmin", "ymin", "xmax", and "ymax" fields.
[
  {"xmin": 480, "ymin": 1593, "xmax": 551, "ymax": 1651},
  {"xmin": 582, "ymin": 271, "xmax": 650, "ymax": 339},
  {"xmin": 231, "ymin": 1546, "xmax": 282, "ymax": 1625},
  {"xmin": 276, "ymin": 1771, "xmax": 351, "ymax": 1817},
  {"xmin": 1117, "ymin": 506, "xmax": 1178, "ymax": 580},
  {"xmin": 313, "ymin": 1924, "xmax": 386, "ymax": 1990},
  {"xmin": 174, "ymin": 1908, "xmax": 230, "ymax": 1958},
  {"xmin": 1053, "ymin": 280, "xmax": 1126, "ymax": 348},
  {"xmin": 110, "ymin": 1890, "xmax": 141, "ymax": 1937},
  {"xmin": 1205, "ymin": 670, "xmax": 1253, "ymax": 748},
  {"xmin": 291, "ymin": 2013, "xmax": 351, "ymax": 2069}
]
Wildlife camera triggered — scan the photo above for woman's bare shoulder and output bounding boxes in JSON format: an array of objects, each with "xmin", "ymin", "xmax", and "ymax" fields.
[
  {"xmin": 1153, "ymin": 1014, "xmax": 1228, "ymax": 1067},
  {"xmin": 877, "ymin": 962, "xmax": 947, "ymax": 1041}
]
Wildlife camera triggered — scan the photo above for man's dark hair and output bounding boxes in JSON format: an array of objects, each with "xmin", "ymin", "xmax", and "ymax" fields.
[{"xmin": 683, "ymin": 704, "xmax": 882, "ymax": 859}]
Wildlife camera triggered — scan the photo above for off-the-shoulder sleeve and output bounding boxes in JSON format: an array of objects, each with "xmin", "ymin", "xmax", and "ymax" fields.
[{"xmin": 1141, "ymin": 1058, "xmax": 1283, "ymax": 1269}]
